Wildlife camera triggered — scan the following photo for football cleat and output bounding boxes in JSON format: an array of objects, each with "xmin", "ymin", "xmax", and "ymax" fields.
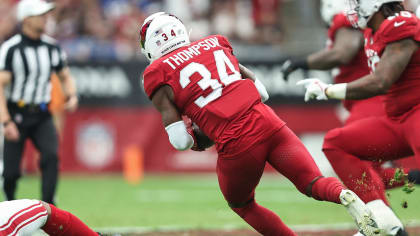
[
  {"xmin": 390, "ymin": 226, "xmax": 409, "ymax": 236},
  {"xmin": 354, "ymin": 226, "xmax": 409, "ymax": 236},
  {"xmin": 340, "ymin": 190, "xmax": 381, "ymax": 236},
  {"xmin": 353, "ymin": 231, "xmax": 365, "ymax": 236}
]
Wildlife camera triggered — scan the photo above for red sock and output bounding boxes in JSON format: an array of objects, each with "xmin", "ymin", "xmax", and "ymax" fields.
[
  {"xmin": 311, "ymin": 177, "xmax": 344, "ymax": 204},
  {"xmin": 323, "ymin": 149, "xmax": 389, "ymax": 205},
  {"xmin": 373, "ymin": 164, "xmax": 410, "ymax": 189},
  {"xmin": 42, "ymin": 204, "xmax": 98, "ymax": 236},
  {"xmin": 231, "ymin": 200, "xmax": 297, "ymax": 236}
]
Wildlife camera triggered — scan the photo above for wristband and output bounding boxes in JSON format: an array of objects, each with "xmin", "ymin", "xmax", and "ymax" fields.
[
  {"xmin": 326, "ymin": 83, "xmax": 347, "ymax": 100},
  {"xmin": 254, "ymin": 78, "xmax": 269, "ymax": 102},
  {"xmin": 165, "ymin": 121, "xmax": 194, "ymax": 151}
]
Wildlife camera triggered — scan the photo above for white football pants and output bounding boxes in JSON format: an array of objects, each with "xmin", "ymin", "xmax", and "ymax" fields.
[{"xmin": 0, "ymin": 199, "xmax": 48, "ymax": 236}]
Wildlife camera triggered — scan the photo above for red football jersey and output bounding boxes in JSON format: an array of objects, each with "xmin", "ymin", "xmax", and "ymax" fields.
[
  {"xmin": 328, "ymin": 13, "xmax": 381, "ymax": 112},
  {"xmin": 143, "ymin": 35, "xmax": 285, "ymax": 154},
  {"xmin": 364, "ymin": 11, "xmax": 420, "ymax": 119}
]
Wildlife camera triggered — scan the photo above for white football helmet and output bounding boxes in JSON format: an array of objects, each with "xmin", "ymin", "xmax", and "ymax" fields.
[
  {"xmin": 140, "ymin": 12, "xmax": 190, "ymax": 62},
  {"xmin": 321, "ymin": 0, "xmax": 348, "ymax": 26},
  {"xmin": 347, "ymin": 0, "xmax": 404, "ymax": 29}
]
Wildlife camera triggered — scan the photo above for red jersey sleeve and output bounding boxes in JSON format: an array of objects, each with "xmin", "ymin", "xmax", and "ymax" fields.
[
  {"xmin": 142, "ymin": 64, "xmax": 167, "ymax": 99},
  {"xmin": 380, "ymin": 12, "xmax": 418, "ymax": 44},
  {"xmin": 328, "ymin": 13, "xmax": 353, "ymax": 40},
  {"xmin": 216, "ymin": 35, "xmax": 234, "ymax": 55}
]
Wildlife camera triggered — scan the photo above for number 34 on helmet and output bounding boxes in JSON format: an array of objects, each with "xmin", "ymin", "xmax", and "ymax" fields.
[{"xmin": 139, "ymin": 12, "xmax": 190, "ymax": 62}]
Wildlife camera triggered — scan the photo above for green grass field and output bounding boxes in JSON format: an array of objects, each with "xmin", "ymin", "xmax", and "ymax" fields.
[{"xmin": 2, "ymin": 173, "xmax": 419, "ymax": 235}]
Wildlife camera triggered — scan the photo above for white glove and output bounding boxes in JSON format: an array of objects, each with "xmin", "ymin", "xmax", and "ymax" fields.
[
  {"xmin": 254, "ymin": 78, "xmax": 269, "ymax": 102},
  {"xmin": 296, "ymin": 78, "xmax": 330, "ymax": 102}
]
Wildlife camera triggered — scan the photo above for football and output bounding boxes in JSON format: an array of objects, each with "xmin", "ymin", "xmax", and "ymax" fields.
[{"xmin": 191, "ymin": 123, "xmax": 214, "ymax": 151}]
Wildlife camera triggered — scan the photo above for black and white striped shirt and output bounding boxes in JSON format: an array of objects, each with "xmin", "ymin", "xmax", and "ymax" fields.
[{"xmin": 0, "ymin": 33, "xmax": 67, "ymax": 105}]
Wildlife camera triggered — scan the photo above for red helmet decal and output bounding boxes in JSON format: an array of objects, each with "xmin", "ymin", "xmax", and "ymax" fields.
[
  {"xmin": 140, "ymin": 20, "xmax": 152, "ymax": 49},
  {"xmin": 139, "ymin": 13, "xmax": 182, "ymax": 49}
]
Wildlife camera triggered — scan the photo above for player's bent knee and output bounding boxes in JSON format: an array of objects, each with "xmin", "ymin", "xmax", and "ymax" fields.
[{"xmin": 322, "ymin": 128, "xmax": 342, "ymax": 150}]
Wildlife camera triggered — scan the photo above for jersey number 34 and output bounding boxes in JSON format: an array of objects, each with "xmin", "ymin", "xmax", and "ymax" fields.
[{"xmin": 179, "ymin": 50, "xmax": 241, "ymax": 108}]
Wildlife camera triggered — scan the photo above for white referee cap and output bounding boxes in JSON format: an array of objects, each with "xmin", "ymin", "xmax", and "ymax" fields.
[{"xmin": 17, "ymin": 0, "xmax": 55, "ymax": 22}]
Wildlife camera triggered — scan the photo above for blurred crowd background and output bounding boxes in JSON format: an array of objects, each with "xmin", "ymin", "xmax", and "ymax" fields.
[
  {"xmin": 0, "ymin": 0, "xmax": 324, "ymax": 62},
  {"xmin": 1, "ymin": 0, "xmax": 420, "ymax": 62}
]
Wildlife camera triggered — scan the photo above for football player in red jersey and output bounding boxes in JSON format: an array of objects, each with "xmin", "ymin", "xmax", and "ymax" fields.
[
  {"xmin": 0, "ymin": 199, "xmax": 99, "ymax": 236},
  {"xmin": 282, "ymin": 0, "xmax": 377, "ymax": 122},
  {"xmin": 298, "ymin": 0, "xmax": 420, "ymax": 235},
  {"xmin": 284, "ymin": 0, "xmax": 419, "ymax": 227},
  {"xmin": 141, "ymin": 12, "xmax": 380, "ymax": 236}
]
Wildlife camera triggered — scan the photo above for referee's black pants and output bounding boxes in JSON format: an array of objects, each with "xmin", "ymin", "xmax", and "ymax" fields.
[{"xmin": 2, "ymin": 106, "xmax": 59, "ymax": 204}]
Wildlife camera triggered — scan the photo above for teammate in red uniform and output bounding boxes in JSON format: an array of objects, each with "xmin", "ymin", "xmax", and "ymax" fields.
[
  {"xmin": 0, "ymin": 199, "xmax": 99, "ymax": 236},
  {"xmin": 298, "ymin": 1, "xmax": 420, "ymax": 235},
  {"xmin": 282, "ymin": 0, "xmax": 379, "ymax": 122},
  {"xmin": 141, "ymin": 12, "xmax": 380, "ymax": 236},
  {"xmin": 284, "ymin": 0, "xmax": 419, "ymax": 226}
]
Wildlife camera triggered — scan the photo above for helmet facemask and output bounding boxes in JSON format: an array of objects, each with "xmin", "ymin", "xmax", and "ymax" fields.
[
  {"xmin": 346, "ymin": 0, "xmax": 373, "ymax": 29},
  {"xmin": 346, "ymin": 0, "xmax": 404, "ymax": 29}
]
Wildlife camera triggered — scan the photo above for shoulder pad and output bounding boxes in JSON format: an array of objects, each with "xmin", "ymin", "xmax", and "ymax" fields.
[
  {"xmin": 215, "ymin": 35, "xmax": 234, "ymax": 54},
  {"xmin": 380, "ymin": 11, "xmax": 418, "ymax": 44},
  {"xmin": 332, "ymin": 13, "xmax": 352, "ymax": 29},
  {"xmin": 143, "ymin": 64, "xmax": 166, "ymax": 99},
  {"xmin": 329, "ymin": 13, "xmax": 356, "ymax": 40}
]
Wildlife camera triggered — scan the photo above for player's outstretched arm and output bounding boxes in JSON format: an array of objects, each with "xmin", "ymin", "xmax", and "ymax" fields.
[
  {"xmin": 297, "ymin": 39, "xmax": 418, "ymax": 102},
  {"xmin": 344, "ymin": 38, "xmax": 418, "ymax": 99},
  {"xmin": 282, "ymin": 27, "xmax": 363, "ymax": 81},
  {"xmin": 239, "ymin": 64, "xmax": 269, "ymax": 102},
  {"xmin": 307, "ymin": 27, "xmax": 363, "ymax": 70}
]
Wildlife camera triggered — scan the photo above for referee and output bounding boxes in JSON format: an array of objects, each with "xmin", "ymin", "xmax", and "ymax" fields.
[{"xmin": 0, "ymin": 0, "xmax": 78, "ymax": 204}]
